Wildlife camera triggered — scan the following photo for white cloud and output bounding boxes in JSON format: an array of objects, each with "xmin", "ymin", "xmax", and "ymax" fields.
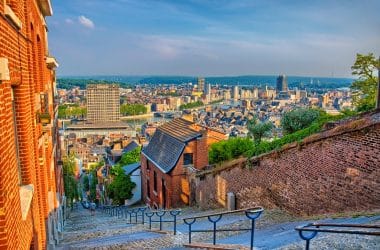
[
  {"xmin": 65, "ymin": 18, "xmax": 74, "ymax": 24},
  {"xmin": 78, "ymin": 15, "xmax": 95, "ymax": 29}
]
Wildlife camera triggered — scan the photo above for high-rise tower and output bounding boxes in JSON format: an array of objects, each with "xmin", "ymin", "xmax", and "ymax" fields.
[
  {"xmin": 276, "ymin": 75, "xmax": 288, "ymax": 92},
  {"xmin": 87, "ymin": 84, "xmax": 120, "ymax": 122}
]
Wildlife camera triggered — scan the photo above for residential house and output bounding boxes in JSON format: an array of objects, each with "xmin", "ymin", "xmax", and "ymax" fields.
[{"xmin": 141, "ymin": 118, "xmax": 226, "ymax": 208}]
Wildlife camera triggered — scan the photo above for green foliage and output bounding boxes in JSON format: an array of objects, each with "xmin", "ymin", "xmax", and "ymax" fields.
[
  {"xmin": 247, "ymin": 118, "xmax": 273, "ymax": 144},
  {"xmin": 350, "ymin": 53, "xmax": 379, "ymax": 112},
  {"xmin": 57, "ymin": 78, "xmax": 133, "ymax": 89},
  {"xmin": 107, "ymin": 147, "xmax": 140, "ymax": 205},
  {"xmin": 108, "ymin": 165, "xmax": 136, "ymax": 205},
  {"xmin": 179, "ymin": 101, "xmax": 204, "ymax": 110},
  {"xmin": 246, "ymin": 112, "xmax": 347, "ymax": 158},
  {"xmin": 62, "ymin": 154, "xmax": 79, "ymax": 207},
  {"xmin": 83, "ymin": 175, "xmax": 90, "ymax": 192},
  {"xmin": 209, "ymin": 99, "xmax": 224, "ymax": 105},
  {"xmin": 209, "ymin": 138, "xmax": 253, "ymax": 164},
  {"xmin": 58, "ymin": 104, "xmax": 87, "ymax": 119},
  {"xmin": 88, "ymin": 170, "xmax": 98, "ymax": 202},
  {"xmin": 281, "ymin": 108, "xmax": 320, "ymax": 134},
  {"xmin": 120, "ymin": 104, "xmax": 147, "ymax": 116},
  {"xmin": 209, "ymin": 111, "xmax": 357, "ymax": 164},
  {"xmin": 114, "ymin": 147, "xmax": 141, "ymax": 169}
]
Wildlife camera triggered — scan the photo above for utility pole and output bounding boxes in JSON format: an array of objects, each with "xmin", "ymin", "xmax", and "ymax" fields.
[{"xmin": 377, "ymin": 56, "xmax": 380, "ymax": 110}]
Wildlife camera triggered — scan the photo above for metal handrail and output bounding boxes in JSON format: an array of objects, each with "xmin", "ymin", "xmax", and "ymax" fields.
[
  {"xmin": 145, "ymin": 209, "xmax": 181, "ymax": 235},
  {"xmin": 183, "ymin": 206, "xmax": 264, "ymax": 250},
  {"xmin": 295, "ymin": 223, "xmax": 380, "ymax": 250}
]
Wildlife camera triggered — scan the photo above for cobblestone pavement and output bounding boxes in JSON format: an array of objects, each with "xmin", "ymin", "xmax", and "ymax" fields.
[{"xmin": 56, "ymin": 206, "xmax": 380, "ymax": 250}]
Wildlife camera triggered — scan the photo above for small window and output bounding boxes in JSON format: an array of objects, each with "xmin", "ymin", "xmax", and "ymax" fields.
[
  {"xmin": 183, "ymin": 153, "xmax": 193, "ymax": 165},
  {"xmin": 153, "ymin": 171, "xmax": 157, "ymax": 192},
  {"xmin": 146, "ymin": 159, "xmax": 150, "ymax": 171},
  {"xmin": 146, "ymin": 179, "xmax": 150, "ymax": 198}
]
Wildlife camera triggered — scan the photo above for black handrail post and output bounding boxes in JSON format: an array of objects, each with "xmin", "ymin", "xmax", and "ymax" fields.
[
  {"xmin": 305, "ymin": 239, "xmax": 310, "ymax": 250},
  {"xmin": 142, "ymin": 210, "xmax": 145, "ymax": 225},
  {"xmin": 173, "ymin": 214, "xmax": 177, "ymax": 235},
  {"xmin": 250, "ymin": 219, "xmax": 255, "ymax": 250},
  {"xmin": 189, "ymin": 224, "xmax": 192, "ymax": 243},
  {"xmin": 213, "ymin": 221, "xmax": 217, "ymax": 245},
  {"xmin": 207, "ymin": 214, "xmax": 223, "ymax": 245},
  {"xmin": 245, "ymin": 207, "xmax": 264, "ymax": 250}
]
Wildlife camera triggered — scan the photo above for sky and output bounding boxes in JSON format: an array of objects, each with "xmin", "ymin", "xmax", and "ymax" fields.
[{"xmin": 48, "ymin": 0, "xmax": 380, "ymax": 77}]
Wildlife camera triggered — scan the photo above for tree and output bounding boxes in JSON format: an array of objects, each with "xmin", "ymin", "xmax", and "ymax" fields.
[
  {"xmin": 247, "ymin": 117, "xmax": 273, "ymax": 144},
  {"xmin": 281, "ymin": 108, "xmax": 320, "ymax": 134},
  {"xmin": 108, "ymin": 166, "xmax": 136, "ymax": 205},
  {"xmin": 120, "ymin": 104, "xmax": 147, "ymax": 116},
  {"xmin": 350, "ymin": 53, "xmax": 380, "ymax": 112},
  {"xmin": 83, "ymin": 175, "xmax": 90, "ymax": 192},
  {"xmin": 88, "ymin": 170, "xmax": 98, "ymax": 202},
  {"xmin": 62, "ymin": 154, "xmax": 79, "ymax": 208},
  {"xmin": 107, "ymin": 147, "xmax": 140, "ymax": 205}
]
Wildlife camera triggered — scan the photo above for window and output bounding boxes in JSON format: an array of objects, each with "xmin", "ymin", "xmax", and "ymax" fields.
[
  {"xmin": 146, "ymin": 179, "xmax": 150, "ymax": 199},
  {"xmin": 146, "ymin": 159, "xmax": 150, "ymax": 171},
  {"xmin": 153, "ymin": 171, "xmax": 157, "ymax": 193},
  {"xmin": 183, "ymin": 153, "xmax": 193, "ymax": 165}
]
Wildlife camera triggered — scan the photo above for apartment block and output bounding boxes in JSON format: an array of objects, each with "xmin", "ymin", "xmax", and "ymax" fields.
[{"xmin": 87, "ymin": 84, "xmax": 120, "ymax": 122}]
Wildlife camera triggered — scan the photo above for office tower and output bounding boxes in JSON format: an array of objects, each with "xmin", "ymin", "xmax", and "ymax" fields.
[
  {"xmin": 87, "ymin": 84, "xmax": 121, "ymax": 122},
  {"xmin": 0, "ymin": 1, "xmax": 63, "ymax": 249},
  {"xmin": 198, "ymin": 77, "xmax": 205, "ymax": 92},
  {"xmin": 204, "ymin": 83, "xmax": 211, "ymax": 95},
  {"xmin": 233, "ymin": 85, "xmax": 240, "ymax": 100},
  {"xmin": 276, "ymin": 75, "xmax": 288, "ymax": 92}
]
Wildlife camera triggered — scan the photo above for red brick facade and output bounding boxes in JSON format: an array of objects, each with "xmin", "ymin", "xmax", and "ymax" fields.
[
  {"xmin": 0, "ymin": 1, "xmax": 61, "ymax": 249},
  {"xmin": 141, "ymin": 135, "xmax": 209, "ymax": 208},
  {"xmin": 195, "ymin": 112, "xmax": 380, "ymax": 215}
]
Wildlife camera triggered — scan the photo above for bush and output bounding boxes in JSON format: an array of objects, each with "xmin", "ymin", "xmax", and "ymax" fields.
[
  {"xmin": 281, "ymin": 108, "xmax": 320, "ymax": 134},
  {"xmin": 209, "ymin": 138, "xmax": 253, "ymax": 164}
]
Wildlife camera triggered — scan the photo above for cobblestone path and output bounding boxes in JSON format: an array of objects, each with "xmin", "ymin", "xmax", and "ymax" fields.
[{"xmin": 56, "ymin": 206, "xmax": 380, "ymax": 250}]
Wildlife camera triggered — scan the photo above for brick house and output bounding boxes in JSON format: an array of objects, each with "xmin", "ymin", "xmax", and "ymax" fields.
[
  {"xmin": 141, "ymin": 118, "xmax": 226, "ymax": 208},
  {"xmin": 0, "ymin": 1, "xmax": 62, "ymax": 249}
]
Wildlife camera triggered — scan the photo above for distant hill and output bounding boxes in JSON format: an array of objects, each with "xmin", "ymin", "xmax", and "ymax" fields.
[{"xmin": 57, "ymin": 75, "xmax": 353, "ymax": 90}]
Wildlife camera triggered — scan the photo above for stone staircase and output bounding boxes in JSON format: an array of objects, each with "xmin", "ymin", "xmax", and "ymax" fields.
[{"xmin": 56, "ymin": 206, "xmax": 380, "ymax": 250}]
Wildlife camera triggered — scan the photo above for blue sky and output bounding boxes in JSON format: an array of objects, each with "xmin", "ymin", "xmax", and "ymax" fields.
[{"xmin": 48, "ymin": 0, "xmax": 380, "ymax": 77}]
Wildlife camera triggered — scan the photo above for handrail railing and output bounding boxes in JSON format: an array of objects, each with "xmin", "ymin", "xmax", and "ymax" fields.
[
  {"xmin": 182, "ymin": 207, "xmax": 264, "ymax": 250},
  {"xmin": 125, "ymin": 206, "xmax": 147, "ymax": 224},
  {"xmin": 101, "ymin": 205, "xmax": 148, "ymax": 224},
  {"xmin": 145, "ymin": 209, "xmax": 181, "ymax": 235},
  {"xmin": 295, "ymin": 223, "xmax": 380, "ymax": 250}
]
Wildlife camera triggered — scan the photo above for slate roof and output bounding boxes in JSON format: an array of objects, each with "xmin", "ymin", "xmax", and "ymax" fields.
[
  {"xmin": 123, "ymin": 162, "xmax": 141, "ymax": 175},
  {"xmin": 123, "ymin": 140, "xmax": 139, "ymax": 153},
  {"xmin": 142, "ymin": 118, "xmax": 201, "ymax": 173},
  {"xmin": 159, "ymin": 118, "xmax": 201, "ymax": 142}
]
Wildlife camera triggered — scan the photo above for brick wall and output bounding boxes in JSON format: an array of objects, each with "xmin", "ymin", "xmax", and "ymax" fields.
[
  {"xmin": 195, "ymin": 113, "xmax": 380, "ymax": 215},
  {"xmin": 0, "ymin": 1, "xmax": 59, "ymax": 249}
]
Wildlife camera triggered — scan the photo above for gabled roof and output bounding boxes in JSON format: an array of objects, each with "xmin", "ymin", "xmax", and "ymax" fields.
[
  {"xmin": 142, "ymin": 118, "xmax": 202, "ymax": 173},
  {"xmin": 123, "ymin": 162, "xmax": 141, "ymax": 175},
  {"xmin": 142, "ymin": 130, "xmax": 185, "ymax": 174},
  {"xmin": 158, "ymin": 118, "xmax": 201, "ymax": 142},
  {"xmin": 123, "ymin": 140, "xmax": 139, "ymax": 153}
]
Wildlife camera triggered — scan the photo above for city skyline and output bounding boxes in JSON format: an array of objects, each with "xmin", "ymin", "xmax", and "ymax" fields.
[{"xmin": 48, "ymin": 0, "xmax": 380, "ymax": 77}]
